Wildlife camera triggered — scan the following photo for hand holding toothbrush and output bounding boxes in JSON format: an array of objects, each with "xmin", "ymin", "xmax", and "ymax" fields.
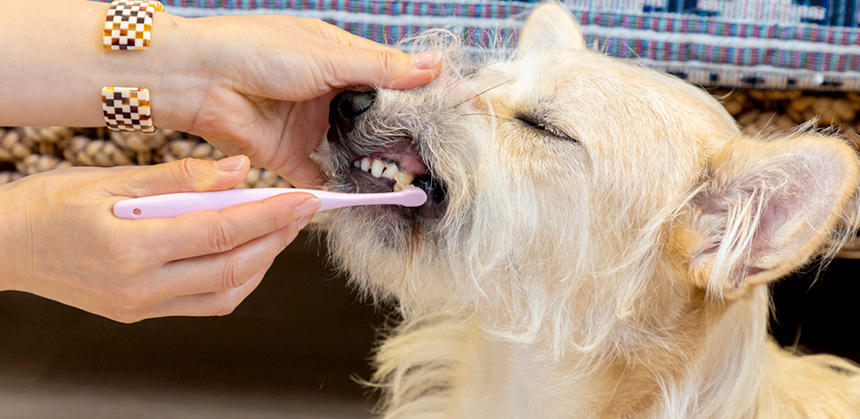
[{"xmin": 0, "ymin": 156, "xmax": 319, "ymax": 323}]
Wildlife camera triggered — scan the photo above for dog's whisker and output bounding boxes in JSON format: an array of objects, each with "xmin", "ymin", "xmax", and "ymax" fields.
[
  {"xmin": 452, "ymin": 79, "xmax": 514, "ymax": 108},
  {"xmin": 461, "ymin": 113, "xmax": 517, "ymax": 122}
]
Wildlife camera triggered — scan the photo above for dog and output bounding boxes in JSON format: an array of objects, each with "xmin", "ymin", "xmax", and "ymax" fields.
[{"xmin": 318, "ymin": 3, "xmax": 860, "ymax": 417}]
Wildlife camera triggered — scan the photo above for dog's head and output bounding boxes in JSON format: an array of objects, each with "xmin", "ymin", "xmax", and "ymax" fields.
[{"xmin": 320, "ymin": 4, "xmax": 859, "ymax": 343}]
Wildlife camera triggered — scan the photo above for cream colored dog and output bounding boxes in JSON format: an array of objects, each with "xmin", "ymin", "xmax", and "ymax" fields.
[{"xmin": 319, "ymin": 3, "xmax": 860, "ymax": 417}]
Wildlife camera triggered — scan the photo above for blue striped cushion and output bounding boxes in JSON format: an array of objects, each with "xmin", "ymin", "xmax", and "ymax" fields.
[{"xmin": 153, "ymin": 1, "xmax": 860, "ymax": 91}]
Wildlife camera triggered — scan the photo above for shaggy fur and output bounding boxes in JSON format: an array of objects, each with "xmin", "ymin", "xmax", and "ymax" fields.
[{"xmin": 318, "ymin": 4, "xmax": 860, "ymax": 418}]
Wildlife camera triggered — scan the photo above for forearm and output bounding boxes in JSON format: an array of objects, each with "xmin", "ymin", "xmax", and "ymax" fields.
[{"xmin": 0, "ymin": 0, "xmax": 205, "ymax": 130}]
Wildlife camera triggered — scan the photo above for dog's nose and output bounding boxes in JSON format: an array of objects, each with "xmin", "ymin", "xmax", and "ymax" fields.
[{"xmin": 329, "ymin": 91, "xmax": 376, "ymax": 134}]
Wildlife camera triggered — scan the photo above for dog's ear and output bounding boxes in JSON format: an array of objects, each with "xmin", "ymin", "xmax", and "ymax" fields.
[
  {"xmin": 671, "ymin": 135, "xmax": 859, "ymax": 298},
  {"xmin": 518, "ymin": 2, "xmax": 586, "ymax": 52}
]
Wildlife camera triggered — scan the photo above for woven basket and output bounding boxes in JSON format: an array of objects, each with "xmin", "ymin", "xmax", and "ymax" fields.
[{"xmin": 0, "ymin": 127, "xmax": 289, "ymax": 189}]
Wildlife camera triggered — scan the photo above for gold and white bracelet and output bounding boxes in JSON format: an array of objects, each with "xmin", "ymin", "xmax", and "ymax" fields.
[
  {"xmin": 102, "ymin": 1, "xmax": 164, "ymax": 132},
  {"xmin": 103, "ymin": 0, "xmax": 165, "ymax": 51},
  {"xmin": 101, "ymin": 87, "xmax": 154, "ymax": 133}
]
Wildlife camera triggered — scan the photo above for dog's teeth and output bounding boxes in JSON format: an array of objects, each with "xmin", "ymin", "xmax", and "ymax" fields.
[
  {"xmin": 382, "ymin": 163, "xmax": 398, "ymax": 179},
  {"xmin": 353, "ymin": 160, "xmax": 360, "ymax": 168},
  {"xmin": 395, "ymin": 172, "xmax": 414, "ymax": 186},
  {"xmin": 360, "ymin": 157, "xmax": 371, "ymax": 171},
  {"xmin": 371, "ymin": 159, "xmax": 385, "ymax": 177}
]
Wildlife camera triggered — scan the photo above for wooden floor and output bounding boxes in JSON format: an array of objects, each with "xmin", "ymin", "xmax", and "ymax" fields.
[{"xmin": 0, "ymin": 232, "xmax": 856, "ymax": 418}]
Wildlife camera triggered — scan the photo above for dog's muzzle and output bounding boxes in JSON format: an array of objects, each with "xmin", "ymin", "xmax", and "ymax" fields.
[{"xmin": 326, "ymin": 91, "xmax": 447, "ymax": 219}]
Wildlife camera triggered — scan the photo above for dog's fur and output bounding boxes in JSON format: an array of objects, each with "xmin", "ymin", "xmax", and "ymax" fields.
[{"xmin": 319, "ymin": 4, "xmax": 860, "ymax": 418}]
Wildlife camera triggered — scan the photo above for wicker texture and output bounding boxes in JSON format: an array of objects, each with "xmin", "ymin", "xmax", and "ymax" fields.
[{"xmin": 0, "ymin": 127, "xmax": 288, "ymax": 188}]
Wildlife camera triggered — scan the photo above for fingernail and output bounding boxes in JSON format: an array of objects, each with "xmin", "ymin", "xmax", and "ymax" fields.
[
  {"xmin": 294, "ymin": 197, "xmax": 321, "ymax": 219},
  {"xmin": 412, "ymin": 50, "xmax": 443, "ymax": 69},
  {"xmin": 215, "ymin": 155, "xmax": 245, "ymax": 172},
  {"xmin": 297, "ymin": 216, "xmax": 313, "ymax": 230}
]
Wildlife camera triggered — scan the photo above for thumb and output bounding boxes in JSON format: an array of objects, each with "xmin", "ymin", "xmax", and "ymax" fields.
[
  {"xmin": 327, "ymin": 47, "xmax": 443, "ymax": 90},
  {"xmin": 112, "ymin": 155, "xmax": 250, "ymax": 198}
]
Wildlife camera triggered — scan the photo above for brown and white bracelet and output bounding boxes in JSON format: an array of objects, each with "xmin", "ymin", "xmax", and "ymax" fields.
[
  {"xmin": 102, "ymin": 1, "xmax": 164, "ymax": 132},
  {"xmin": 101, "ymin": 87, "xmax": 154, "ymax": 133},
  {"xmin": 102, "ymin": 1, "xmax": 165, "ymax": 51}
]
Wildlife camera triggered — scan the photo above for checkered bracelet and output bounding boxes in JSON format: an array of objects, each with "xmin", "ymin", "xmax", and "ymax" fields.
[
  {"xmin": 103, "ymin": 1, "xmax": 165, "ymax": 51},
  {"xmin": 102, "ymin": 1, "xmax": 164, "ymax": 132},
  {"xmin": 102, "ymin": 87, "xmax": 154, "ymax": 133}
]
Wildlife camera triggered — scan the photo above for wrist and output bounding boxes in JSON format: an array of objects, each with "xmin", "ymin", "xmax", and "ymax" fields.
[
  {"xmin": 147, "ymin": 13, "xmax": 211, "ymax": 132},
  {"xmin": 0, "ymin": 1, "xmax": 209, "ymax": 129},
  {"xmin": 98, "ymin": 11, "xmax": 210, "ymax": 132}
]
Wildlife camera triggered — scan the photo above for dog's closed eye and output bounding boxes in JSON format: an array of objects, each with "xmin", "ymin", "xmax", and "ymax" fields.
[{"xmin": 515, "ymin": 113, "xmax": 578, "ymax": 143}]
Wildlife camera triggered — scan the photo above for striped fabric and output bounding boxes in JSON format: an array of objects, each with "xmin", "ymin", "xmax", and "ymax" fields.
[{"xmin": 139, "ymin": 0, "xmax": 860, "ymax": 90}]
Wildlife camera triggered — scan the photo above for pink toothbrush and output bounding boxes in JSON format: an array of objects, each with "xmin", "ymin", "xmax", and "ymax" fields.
[{"xmin": 113, "ymin": 187, "xmax": 428, "ymax": 220}]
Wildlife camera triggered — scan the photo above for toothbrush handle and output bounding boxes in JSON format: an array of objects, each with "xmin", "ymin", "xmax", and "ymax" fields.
[
  {"xmin": 113, "ymin": 188, "xmax": 425, "ymax": 219},
  {"xmin": 113, "ymin": 189, "xmax": 294, "ymax": 219}
]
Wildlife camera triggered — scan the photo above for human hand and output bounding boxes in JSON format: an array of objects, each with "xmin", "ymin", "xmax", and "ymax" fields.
[
  {"xmin": 0, "ymin": 156, "xmax": 320, "ymax": 322},
  {"xmin": 2, "ymin": 3, "xmax": 442, "ymax": 179},
  {"xmin": 161, "ymin": 15, "xmax": 443, "ymax": 187}
]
